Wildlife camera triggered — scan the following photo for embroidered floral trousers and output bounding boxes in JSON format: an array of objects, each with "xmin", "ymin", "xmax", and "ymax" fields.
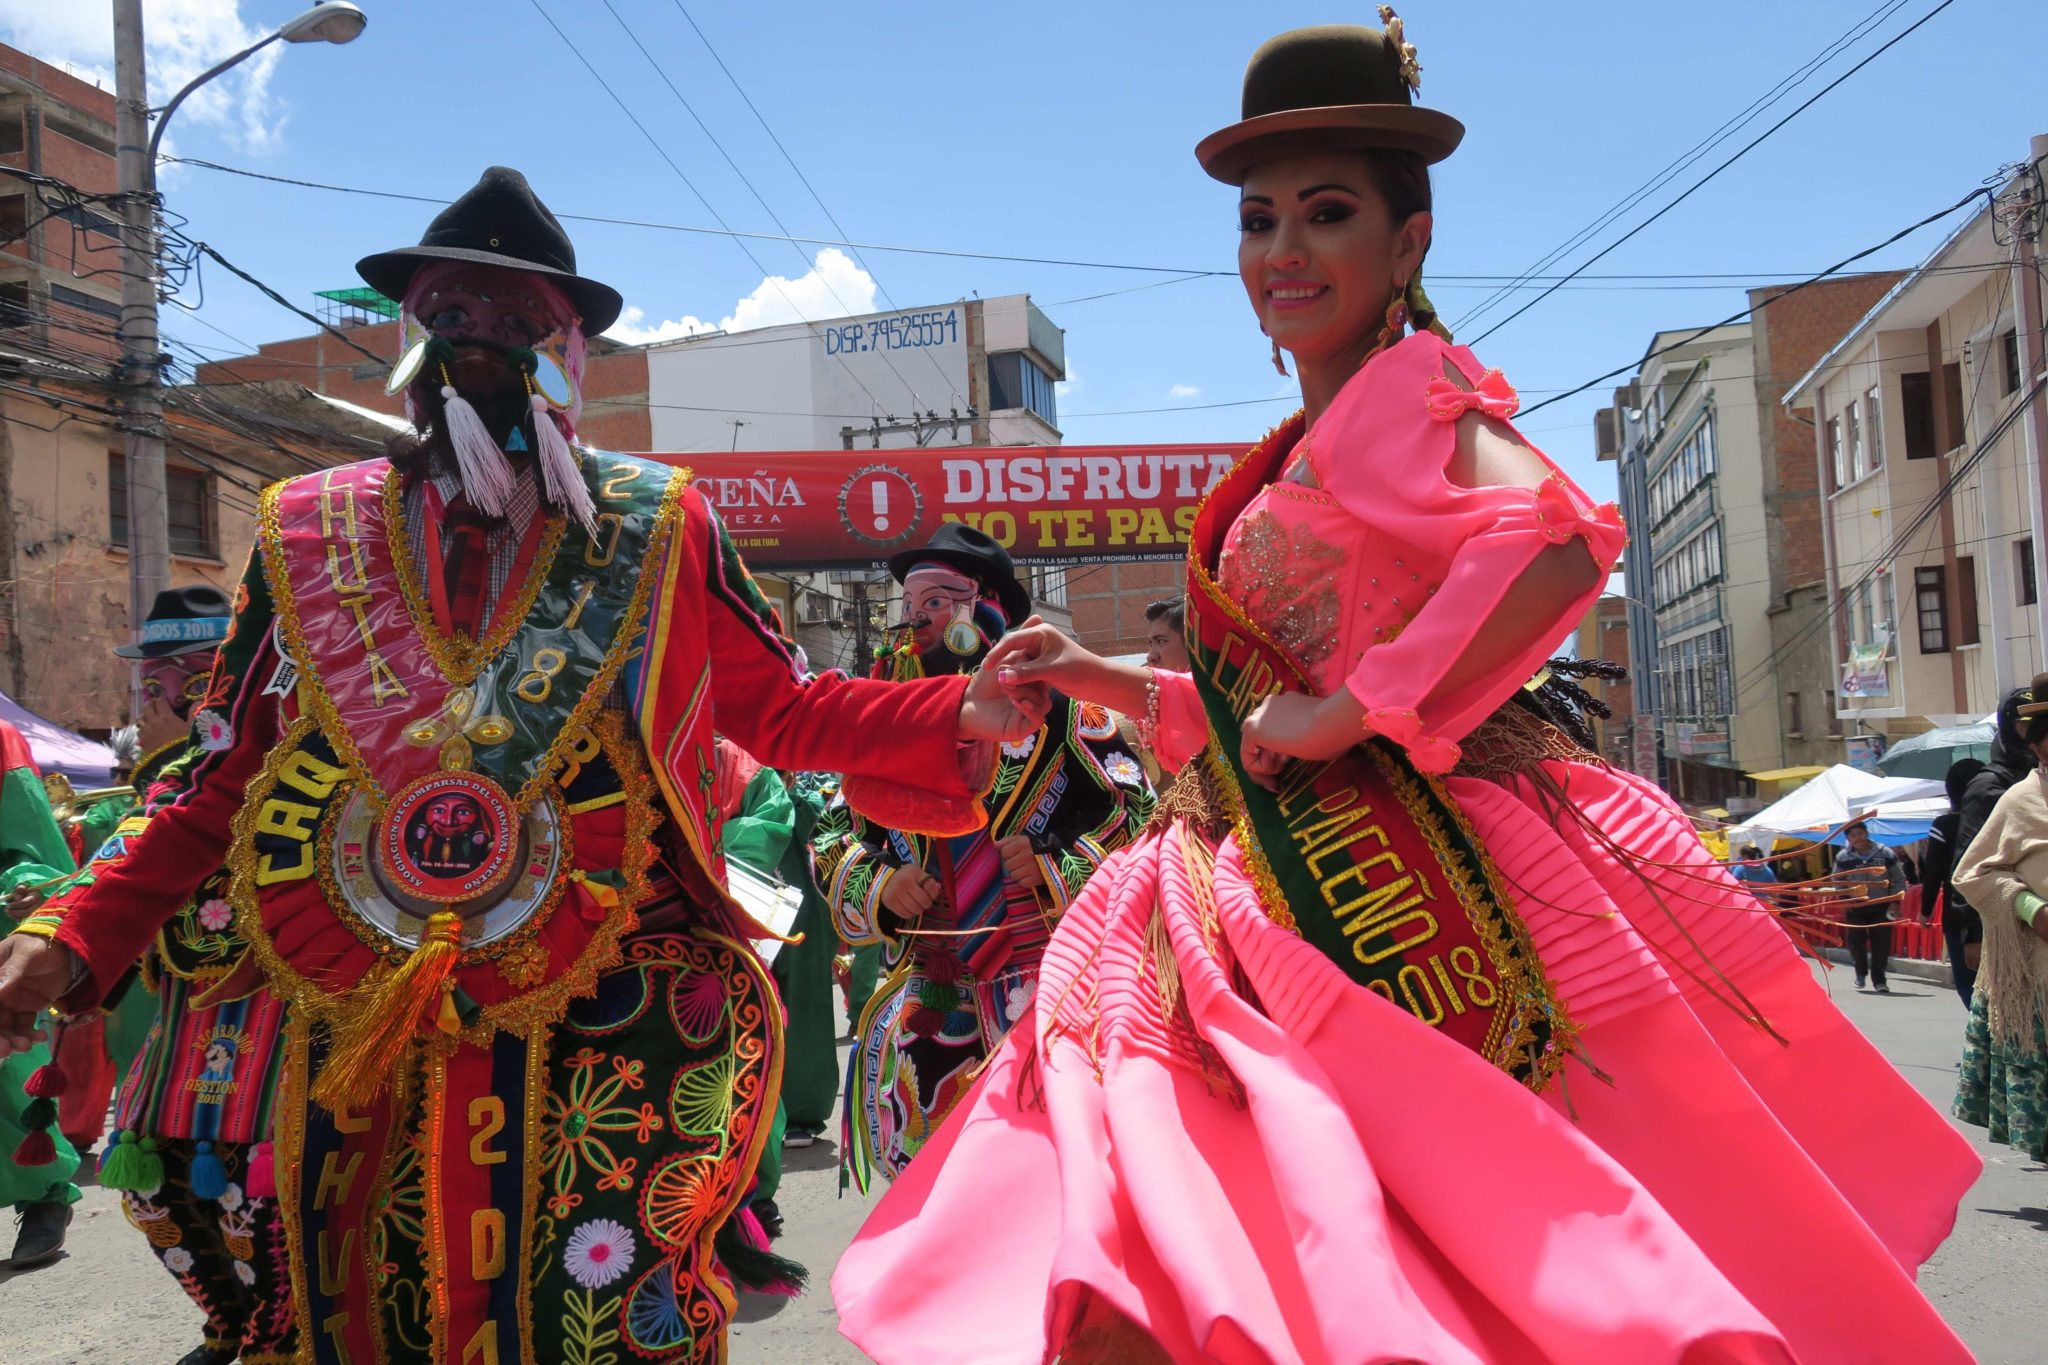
[{"xmin": 121, "ymin": 1138, "xmax": 297, "ymax": 1363}]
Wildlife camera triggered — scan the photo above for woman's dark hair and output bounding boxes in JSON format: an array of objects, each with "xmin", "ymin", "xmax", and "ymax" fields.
[
  {"xmin": 1740, "ymin": 844, "xmax": 1764, "ymax": 861},
  {"xmin": 1358, "ymin": 150, "xmax": 1432, "ymax": 221}
]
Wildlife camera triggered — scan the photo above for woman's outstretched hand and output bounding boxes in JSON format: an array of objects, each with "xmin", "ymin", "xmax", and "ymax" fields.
[
  {"xmin": 986, "ymin": 618, "xmax": 1096, "ymax": 696},
  {"xmin": 1239, "ymin": 690, "xmax": 1368, "ymax": 789}
]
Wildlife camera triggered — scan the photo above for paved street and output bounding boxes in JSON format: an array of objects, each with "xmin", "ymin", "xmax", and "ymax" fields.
[{"xmin": 1, "ymin": 963, "xmax": 2038, "ymax": 1363}]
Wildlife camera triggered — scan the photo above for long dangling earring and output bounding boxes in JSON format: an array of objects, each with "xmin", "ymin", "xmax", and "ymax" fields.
[
  {"xmin": 1271, "ymin": 337, "xmax": 1290, "ymax": 377},
  {"xmin": 1378, "ymin": 281, "xmax": 1409, "ymax": 354}
]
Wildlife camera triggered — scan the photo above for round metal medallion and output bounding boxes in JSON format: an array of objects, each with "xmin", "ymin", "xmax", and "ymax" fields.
[{"xmin": 330, "ymin": 776, "xmax": 566, "ymax": 951}]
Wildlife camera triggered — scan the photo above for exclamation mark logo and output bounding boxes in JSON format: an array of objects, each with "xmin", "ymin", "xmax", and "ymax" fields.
[{"xmin": 871, "ymin": 480, "xmax": 890, "ymax": 533}]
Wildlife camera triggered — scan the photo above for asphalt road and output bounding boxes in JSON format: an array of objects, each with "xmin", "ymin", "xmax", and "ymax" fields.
[{"xmin": 1, "ymin": 963, "xmax": 2039, "ymax": 1363}]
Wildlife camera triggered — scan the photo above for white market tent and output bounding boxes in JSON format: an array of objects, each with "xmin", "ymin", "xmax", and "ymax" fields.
[{"xmin": 1726, "ymin": 764, "xmax": 1946, "ymax": 850}]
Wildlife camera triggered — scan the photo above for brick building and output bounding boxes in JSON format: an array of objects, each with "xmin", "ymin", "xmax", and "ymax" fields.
[
  {"xmin": 0, "ymin": 43, "xmax": 125, "ymax": 366},
  {"xmin": 1573, "ymin": 594, "xmax": 1634, "ymax": 769},
  {"xmin": 1747, "ymin": 273, "xmax": 1904, "ymax": 771},
  {"xmin": 192, "ymin": 314, "xmax": 652, "ymax": 452},
  {"xmin": 1597, "ymin": 274, "xmax": 1907, "ymax": 805}
]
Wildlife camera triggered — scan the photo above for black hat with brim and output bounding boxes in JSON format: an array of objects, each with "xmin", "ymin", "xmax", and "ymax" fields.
[
  {"xmin": 356, "ymin": 166, "xmax": 624, "ymax": 334},
  {"xmin": 114, "ymin": 584, "xmax": 234, "ymax": 659},
  {"xmin": 1197, "ymin": 23, "xmax": 1464, "ymax": 185},
  {"xmin": 888, "ymin": 524, "xmax": 1033, "ymax": 630}
]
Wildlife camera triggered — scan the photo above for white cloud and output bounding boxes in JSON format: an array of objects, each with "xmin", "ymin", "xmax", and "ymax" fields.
[
  {"xmin": 1168, "ymin": 383, "xmax": 1202, "ymax": 399},
  {"xmin": 0, "ymin": 1, "xmax": 286, "ymax": 153},
  {"xmin": 606, "ymin": 248, "xmax": 878, "ymax": 345},
  {"xmin": 1055, "ymin": 360, "xmax": 1080, "ymax": 395}
]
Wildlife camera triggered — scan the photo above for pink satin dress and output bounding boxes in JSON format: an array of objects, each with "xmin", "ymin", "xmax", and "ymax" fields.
[{"xmin": 833, "ymin": 333, "xmax": 1980, "ymax": 1364}]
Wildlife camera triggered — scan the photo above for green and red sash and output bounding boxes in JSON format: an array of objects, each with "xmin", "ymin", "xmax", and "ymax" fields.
[{"xmin": 1185, "ymin": 415, "xmax": 1571, "ymax": 1088}]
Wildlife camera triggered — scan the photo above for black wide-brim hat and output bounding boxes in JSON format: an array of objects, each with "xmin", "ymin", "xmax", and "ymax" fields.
[
  {"xmin": 888, "ymin": 524, "xmax": 1033, "ymax": 630},
  {"xmin": 115, "ymin": 584, "xmax": 233, "ymax": 659},
  {"xmin": 356, "ymin": 166, "xmax": 624, "ymax": 334},
  {"xmin": 1196, "ymin": 22, "xmax": 1464, "ymax": 185}
]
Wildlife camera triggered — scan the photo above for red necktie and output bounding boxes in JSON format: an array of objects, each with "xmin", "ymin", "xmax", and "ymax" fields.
[{"xmin": 442, "ymin": 500, "xmax": 491, "ymax": 639}]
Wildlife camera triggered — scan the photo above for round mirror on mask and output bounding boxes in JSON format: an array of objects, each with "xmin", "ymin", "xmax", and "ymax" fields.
[
  {"xmin": 532, "ymin": 351, "xmax": 573, "ymax": 408},
  {"xmin": 385, "ymin": 337, "xmax": 430, "ymax": 396}
]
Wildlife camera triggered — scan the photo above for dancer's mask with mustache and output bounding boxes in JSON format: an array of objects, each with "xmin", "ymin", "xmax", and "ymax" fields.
[{"xmin": 385, "ymin": 262, "xmax": 597, "ymax": 534}]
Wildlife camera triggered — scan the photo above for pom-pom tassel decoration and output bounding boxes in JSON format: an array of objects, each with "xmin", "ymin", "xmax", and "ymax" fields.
[
  {"xmin": 436, "ymin": 367, "xmax": 516, "ymax": 518},
  {"xmin": 530, "ymin": 395, "xmax": 597, "ymax": 538},
  {"xmin": 98, "ymin": 1129, "xmax": 165, "ymax": 1194},
  {"xmin": 21, "ymin": 1062, "xmax": 67, "ymax": 1098},
  {"xmin": 12, "ymin": 1128, "xmax": 55, "ymax": 1167},
  {"xmin": 246, "ymin": 1140, "xmax": 277, "ymax": 1199},
  {"xmin": 189, "ymin": 1139, "xmax": 229, "ymax": 1201}
]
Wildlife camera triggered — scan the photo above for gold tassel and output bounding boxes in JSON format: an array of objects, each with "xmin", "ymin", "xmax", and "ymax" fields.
[{"xmin": 311, "ymin": 911, "xmax": 465, "ymax": 1114}]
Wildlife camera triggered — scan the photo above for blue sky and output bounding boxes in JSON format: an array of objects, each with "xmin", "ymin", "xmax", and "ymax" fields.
[{"xmin": 6, "ymin": 0, "xmax": 2042, "ymax": 501}]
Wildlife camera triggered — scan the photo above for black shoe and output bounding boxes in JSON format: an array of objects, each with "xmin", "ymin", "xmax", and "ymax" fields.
[
  {"xmin": 6, "ymin": 1199, "xmax": 71, "ymax": 1268},
  {"xmin": 753, "ymin": 1197, "xmax": 785, "ymax": 1240},
  {"xmin": 1875, "ymin": 983, "xmax": 1891, "ymax": 994},
  {"xmin": 174, "ymin": 1345, "xmax": 240, "ymax": 1365},
  {"xmin": 1854, "ymin": 974, "xmax": 1867, "ymax": 990}
]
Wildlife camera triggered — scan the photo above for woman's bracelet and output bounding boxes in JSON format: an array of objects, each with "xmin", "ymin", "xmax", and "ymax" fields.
[{"xmin": 1136, "ymin": 667, "xmax": 1161, "ymax": 753}]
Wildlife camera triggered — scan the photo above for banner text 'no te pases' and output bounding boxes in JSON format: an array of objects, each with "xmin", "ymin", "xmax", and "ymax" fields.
[{"xmin": 636, "ymin": 444, "xmax": 1251, "ymax": 568}]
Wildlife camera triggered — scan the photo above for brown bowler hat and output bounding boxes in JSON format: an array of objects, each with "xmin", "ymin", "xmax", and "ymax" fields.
[
  {"xmin": 2016, "ymin": 671, "xmax": 2048, "ymax": 717},
  {"xmin": 1196, "ymin": 12, "xmax": 1464, "ymax": 186}
]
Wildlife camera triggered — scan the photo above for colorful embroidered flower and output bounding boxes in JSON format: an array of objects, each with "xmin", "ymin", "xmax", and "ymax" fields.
[
  {"xmin": 233, "ymin": 1259, "xmax": 257, "ymax": 1286},
  {"xmin": 563, "ymin": 1217, "xmax": 637, "ymax": 1289},
  {"xmin": 197, "ymin": 898, "xmax": 234, "ymax": 932},
  {"xmin": 1103, "ymin": 752, "xmax": 1145, "ymax": 787},
  {"xmin": 1001, "ymin": 734, "xmax": 1038, "ymax": 761},
  {"xmin": 216, "ymin": 1181, "xmax": 244, "ymax": 1211},
  {"xmin": 164, "ymin": 1247, "xmax": 196, "ymax": 1274},
  {"xmin": 194, "ymin": 709, "xmax": 234, "ymax": 751}
]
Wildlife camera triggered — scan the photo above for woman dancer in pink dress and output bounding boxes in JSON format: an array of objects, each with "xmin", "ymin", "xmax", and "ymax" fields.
[{"xmin": 834, "ymin": 14, "xmax": 1979, "ymax": 1364}]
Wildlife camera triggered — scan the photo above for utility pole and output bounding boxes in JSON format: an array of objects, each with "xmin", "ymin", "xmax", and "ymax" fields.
[
  {"xmin": 728, "ymin": 418, "xmax": 748, "ymax": 450},
  {"xmin": 2012, "ymin": 134, "xmax": 2048, "ymax": 658},
  {"xmin": 839, "ymin": 407, "xmax": 976, "ymax": 450},
  {"xmin": 849, "ymin": 577, "xmax": 871, "ymax": 673},
  {"xmin": 113, "ymin": 0, "xmax": 170, "ymax": 694}
]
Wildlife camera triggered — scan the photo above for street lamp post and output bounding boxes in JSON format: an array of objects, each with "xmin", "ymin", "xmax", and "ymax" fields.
[{"xmin": 110, "ymin": 0, "xmax": 366, "ymax": 709}]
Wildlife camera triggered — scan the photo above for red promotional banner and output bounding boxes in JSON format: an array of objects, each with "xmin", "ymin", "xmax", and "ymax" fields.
[{"xmin": 634, "ymin": 444, "xmax": 1252, "ymax": 568}]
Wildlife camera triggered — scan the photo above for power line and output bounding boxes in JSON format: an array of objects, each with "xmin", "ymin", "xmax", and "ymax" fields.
[
  {"xmin": 639, "ymin": 0, "xmax": 965, "ymax": 409},
  {"xmin": 526, "ymin": 0, "xmax": 895, "ymax": 418},
  {"xmin": 1516, "ymin": 181, "xmax": 1995, "ymax": 420},
  {"xmin": 1466, "ymin": 0, "xmax": 1962, "ymax": 347},
  {"xmin": 1454, "ymin": 0, "xmax": 1914, "ymax": 332}
]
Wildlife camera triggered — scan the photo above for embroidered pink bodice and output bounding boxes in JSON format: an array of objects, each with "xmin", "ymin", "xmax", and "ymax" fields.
[{"xmin": 1159, "ymin": 332, "xmax": 1625, "ymax": 774}]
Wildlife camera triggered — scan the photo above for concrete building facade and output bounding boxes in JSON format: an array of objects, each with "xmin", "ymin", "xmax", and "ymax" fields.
[{"xmin": 1785, "ymin": 156, "xmax": 2048, "ymax": 751}]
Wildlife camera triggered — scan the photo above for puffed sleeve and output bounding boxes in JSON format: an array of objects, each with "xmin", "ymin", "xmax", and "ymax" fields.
[{"xmin": 1304, "ymin": 334, "xmax": 1625, "ymax": 771}]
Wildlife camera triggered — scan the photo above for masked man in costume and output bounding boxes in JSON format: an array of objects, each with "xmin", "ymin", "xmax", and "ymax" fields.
[
  {"xmin": 15, "ymin": 585, "xmax": 296, "ymax": 1365},
  {"xmin": 0, "ymin": 167, "xmax": 1037, "ymax": 1365},
  {"xmin": 813, "ymin": 526, "xmax": 1154, "ymax": 1188}
]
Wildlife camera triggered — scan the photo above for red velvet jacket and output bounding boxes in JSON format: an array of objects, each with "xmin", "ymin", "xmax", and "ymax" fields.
[{"xmin": 47, "ymin": 465, "xmax": 977, "ymax": 1006}]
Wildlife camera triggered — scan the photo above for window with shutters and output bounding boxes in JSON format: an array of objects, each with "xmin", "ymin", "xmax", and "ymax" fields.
[
  {"xmin": 109, "ymin": 453, "xmax": 216, "ymax": 559},
  {"xmin": 1955, "ymin": 555, "xmax": 1980, "ymax": 646},
  {"xmin": 1827, "ymin": 416, "xmax": 1845, "ymax": 488},
  {"xmin": 2000, "ymin": 329, "xmax": 2021, "ymax": 397},
  {"xmin": 1865, "ymin": 387, "xmax": 1883, "ymax": 470},
  {"xmin": 1915, "ymin": 565, "xmax": 1949, "ymax": 653},
  {"xmin": 2018, "ymin": 537, "xmax": 2037, "ymax": 607},
  {"xmin": 1901, "ymin": 371, "xmax": 1935, "ymax": 459}
]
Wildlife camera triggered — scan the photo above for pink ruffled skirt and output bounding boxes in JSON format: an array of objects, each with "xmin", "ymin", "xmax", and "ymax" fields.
[{"xmin": 833, "ymin": 761, "xmax": 1979, "ymax": 1364}]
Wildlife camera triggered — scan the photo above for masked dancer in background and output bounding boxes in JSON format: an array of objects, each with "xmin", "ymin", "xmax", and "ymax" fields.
[
  {"xmin": 835, "ymin": 15, "xmax": 1977, "ymax": 1364},
  {"xmin": 14, "ymin": 586, "xmax": 297, "ymax": 1363},
  {"xmin": 814, "ymin": 525, "xmax": 1153, "ymax": 1189}
]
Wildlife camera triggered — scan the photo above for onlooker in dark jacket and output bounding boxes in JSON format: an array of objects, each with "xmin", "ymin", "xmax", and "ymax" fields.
[
  {"xmin": 1921, "ymin": 757, "xmax": 1988, "ymax": 1006},
  {"xmin": 1833, "ymin": 820, "xmax": 1906, "ymax": 992}
]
